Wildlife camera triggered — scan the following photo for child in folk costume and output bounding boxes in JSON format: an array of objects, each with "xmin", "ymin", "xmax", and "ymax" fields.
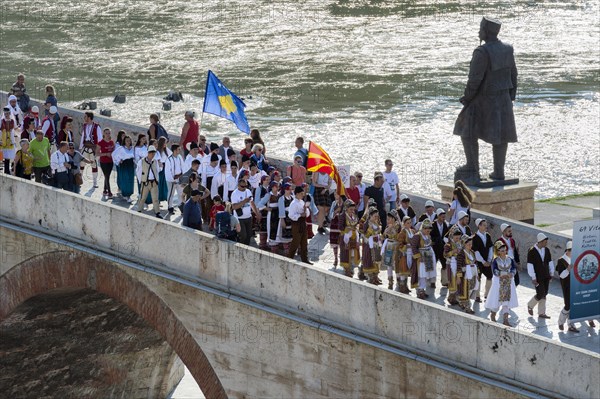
[
  {"xmin": 382, "ymin": 210, "xmax": 401, "ymax": 289},
  {"xmin": 443, "ymin": 227, "xmax": 464, "ymax": 306},
  {"xmin": 339, "ymin": 199, "xmax": 360, "ymax": 277},
  {"xmin": 276, "ymin": 182, "xmax": 294, "ymax": 253},
  {"xmin": 266, "ymin": 181, "xmax": 281, "ymax": 252},
  {"xmin": 396, "ymin": 215, "xmax": 415, "ymax": 294},
  {"xmin": 410, "ymin": 219, "xmax": 437, "ymax": 299},
  {"xmin": 485, "ymin": 241, "xmax": 519, "ymax": 326},
  {"xmin": 362, "ymin": 207, "xmax": 383, "ymax": 285},
  {"xmin": 209, "ymin": 195, "xmax": 225, "ymax": 232},
  {"xmin": 457, "ymin": 235, "xmax": 479, "ymax": 314},
  {"xmin": 302, "ymin": 182, "xmax": 318, "ymax": 239},
  {"xmin": 329, "ymin": 191, "xmax": 344, "ymax": 268}
]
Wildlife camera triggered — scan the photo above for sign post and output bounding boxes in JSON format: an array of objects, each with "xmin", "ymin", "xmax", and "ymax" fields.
[{"xmin": 570, "ymin": 218, "xmax": 600, "ymax": 322}]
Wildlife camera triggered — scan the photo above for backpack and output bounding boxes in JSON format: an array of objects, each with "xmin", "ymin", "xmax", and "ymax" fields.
[
  {"xmin": 216, "ymin": 211, "xmax": 235, "ymax": 239},
  {"xmin": 155, "ymin": 122, "xmax": 169, "ymax": 141}
]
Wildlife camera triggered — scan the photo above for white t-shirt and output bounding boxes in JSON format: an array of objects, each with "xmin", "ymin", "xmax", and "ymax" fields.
[
  {"xmin": 449, "ymin": 199, "xmax": 470, "ymax": 225},
  {"xmin": 231, "ymin": 188, "xmax": 253, "ymax": 219},
  {"xmin": 382, "ymin": 171, "xmax": 399, "ymax": 202}
]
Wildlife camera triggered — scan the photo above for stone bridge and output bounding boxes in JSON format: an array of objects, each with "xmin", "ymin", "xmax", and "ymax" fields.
[{"xmin": 0, "ymin": 173, "xmax": 598, "ymax": 398}]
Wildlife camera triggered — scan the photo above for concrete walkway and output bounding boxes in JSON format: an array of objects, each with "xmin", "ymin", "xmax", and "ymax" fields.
[
  {"xmin": 534, "ymin": 193, "xmax": 600, "ymax": 237},
  {"xmin": 46, "ymin": 172, "xmax": 598, "ymax": 398}
]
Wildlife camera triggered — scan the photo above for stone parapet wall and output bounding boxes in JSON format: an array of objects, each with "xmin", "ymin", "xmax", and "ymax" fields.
[{"xmin": 0, "ymin": 172, "xmax": 596, "ymax": 399}]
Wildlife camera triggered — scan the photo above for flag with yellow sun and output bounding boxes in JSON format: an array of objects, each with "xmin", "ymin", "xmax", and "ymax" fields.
[{"xmin": 307, "ymin": 141, "xmax": 346, "ymax": 196}]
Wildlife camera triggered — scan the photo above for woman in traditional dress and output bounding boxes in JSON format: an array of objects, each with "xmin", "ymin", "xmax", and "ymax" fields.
[
  {"xmin": 329, "ymin": 191, "xmax": 344, "ymax": 268},
  {"xmin": 362, "ymin": 207, "xmax": 383, "ymax": 285},
  {"xmin": 396, "ymin": 215, "xmax": 415, "ymax": 294},
  {"xmin": 56, "ymin": 116, "xmax": 74, "ymax": 144},
  {"xmin": 340, "ymin": 199, "xmax": 360, "ymax": 277},
  {"xmin": 276, "ymin": 182, "xmax": 294, "ymax": 252},
  {"xmin": 0, "ymin": 107, "xmax": 16, "ymax": 173},
  {"xmin": 156, "ymin": 137, "xmax": 171, "ymax": 202},
  {"xmin": 266, "ymin": 181, "xmax": 281, "ymax": 252},
  {"xmin": 255, "ymin": 175, "xmax": 271, "ymax": 250},
  {"xmin": 485, "ymin": 240, "xmax": 518, "ymax": 326},
  {"xmin": 443, "ymin": 227, "xmax": 464, "ymax": 306},
  {"xmin": 410, "ymin": 219, "xmax": 437, "ymax": 299},
  {"xmin": 382, "ymin": 209, "xmax": 400, "ymax": 289},
  {"xmin": 312, "ymin": 170, "xmax": 332, "ymax": 235},
  {"xmin": 457, "ymin": 235, "xmax": 479, "ymax": 314},
  {"xmin": 112, "ymin": 135, "xmax": 136, "ymax": 203},
  {"xmin": 12, "ymin": 139, "xmax": 33, "ymax": 179}
]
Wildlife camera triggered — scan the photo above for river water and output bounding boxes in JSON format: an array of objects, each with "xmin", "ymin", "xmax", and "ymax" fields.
[{"xmin": 1, "ymin": 0, "xmax": 598, "ymax": 199}]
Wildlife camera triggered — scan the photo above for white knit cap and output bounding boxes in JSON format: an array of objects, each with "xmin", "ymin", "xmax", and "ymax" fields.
[
  {"xmin": 475, "ymin": 218, "xmax": 486, "ymax": 226},
  {"xmin": 566, "ymin": 241, "xmax": 572, "ymax": 250},
  {"xmin": 457, "ymin": 211, "xmax": 468, "ymax": 220},
  {"xmin": 436, "ymin": 208, "xmax": 446, "ymax": 216},
  {"xmin": 537, "ymin": 232, "xmax": 548, "ymax": 242},
  {"xmin": 425, "ymin": 200, "xmax": 434, "ymax": 208},
  {"xmin": 500, "ymin": 223, "xmax": 510, "ymax": 232}
]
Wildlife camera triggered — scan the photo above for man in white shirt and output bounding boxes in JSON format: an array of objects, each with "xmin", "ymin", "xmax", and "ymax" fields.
[
  {"xmin": 183, "ymin": 142, "xmax": 203, "ymax": 174},
  {"xmin": 231, "ymin": 179, "xmax": 260, "ymax": 245},
  {"xmin": 354, "ymin": 171, "xmax": 367, "ymax": 219},
  {"xmin": 224, "ymin": 161, "xmax": 240, "ymax": 202},
  {"xmin": 136, "ymin": 145, "xmax": 163, "ymax": 219},
  {"xmin": 218, "ymin": 136, "xmax": 233, "ymax": 164},
  {"xmin": 211, "ymin": 160, "xmax": 229, "ymax": 201},
  {"xmin": 50, "ymin": 141, "xmax": 72, "ymax": 190},
  {"xmin": 287, "ymin": 186, "xmax": 312, "ymax": 265},
  {"xmin": 526, "ymin": 233, "xmax": 555, "ymax": 319},
  {"xmin": 165, "ymin": 144, "xmax": 184, "ymax": 214},
  {"xmin": 382, "ymin": 159, "xmax": 400, "ymax": 211}
]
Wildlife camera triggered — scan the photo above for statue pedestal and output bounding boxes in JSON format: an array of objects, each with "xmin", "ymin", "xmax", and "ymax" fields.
[{"xmin": 438, "ymin": 181, "xmax": 538, "ymax": 224}]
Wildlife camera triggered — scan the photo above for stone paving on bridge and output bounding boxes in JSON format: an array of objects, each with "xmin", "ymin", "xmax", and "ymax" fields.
[{"xmin": 75, "ymin": 171, "xmax": 599, "ymax": 355}]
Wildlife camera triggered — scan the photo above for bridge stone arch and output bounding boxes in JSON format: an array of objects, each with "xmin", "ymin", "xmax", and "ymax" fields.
[{"xmin": 0, "ymin": 251, "xmax": 227, "ymax": 399}]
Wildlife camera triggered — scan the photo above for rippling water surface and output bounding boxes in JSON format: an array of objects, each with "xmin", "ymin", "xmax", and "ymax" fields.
[{"xmin": 1, "ymin": 0, "xmax": 598, "ymax": 198}]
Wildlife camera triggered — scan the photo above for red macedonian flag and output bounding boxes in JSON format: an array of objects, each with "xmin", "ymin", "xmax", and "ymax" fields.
[{"xmin": 307, "ymin": 141, "xmax": 346, "ymax": 197}]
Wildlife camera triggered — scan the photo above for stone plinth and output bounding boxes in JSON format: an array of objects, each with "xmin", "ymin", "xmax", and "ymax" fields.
[{"xmin": 438, "ymin": 180, "xmax": 538, "ymax": 224}]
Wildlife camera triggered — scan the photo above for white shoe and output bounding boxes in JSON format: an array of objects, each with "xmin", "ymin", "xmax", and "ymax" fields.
[{"xmin": 127, "ymin": 197, "xmax": 133, "ymax": 203}]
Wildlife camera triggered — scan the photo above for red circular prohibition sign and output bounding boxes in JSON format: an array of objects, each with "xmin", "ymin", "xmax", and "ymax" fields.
[{"xmin": 573, "ymin": 250, "xmax": 600, "ymax": 284}]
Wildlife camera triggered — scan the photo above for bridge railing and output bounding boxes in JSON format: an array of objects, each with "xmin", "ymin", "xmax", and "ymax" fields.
[{"xmin": 0, "ymin": 172, "xmax": 597, "ymax": 399}]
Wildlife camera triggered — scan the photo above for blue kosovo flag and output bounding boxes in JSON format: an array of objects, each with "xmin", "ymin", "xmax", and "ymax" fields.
[{"xmin": 202, "ymin": 70, "xmax": 250, "ymax": 134}]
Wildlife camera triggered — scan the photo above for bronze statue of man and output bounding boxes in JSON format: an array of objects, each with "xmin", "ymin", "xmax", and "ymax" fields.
[{"xmin": 454, "ymin": 17, "xmax": 518, "ymax": 182}]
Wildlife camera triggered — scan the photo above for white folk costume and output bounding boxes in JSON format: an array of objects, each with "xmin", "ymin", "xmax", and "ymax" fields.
[
  {"xmin": 526, "ymin": 236, "xmax": 555, "ymax": 318},
  {"xmin": 276, "ymin": 193, "xmax": 294, "ymax": 245},
  {"xmin": 410, "ymin": 219, "xmax": 437, "ymax": 299},
  {"xmin": 381, "ymin": 210, "xmax": 401, "ymax": 290},
  {"xmin": 6, "ymin": 96, "xmax": 24, "ymax": 128},
  {"xmin": 136, "ymin": 152, "xmax": 163, "ymax": 215},
  {"xmin": 266, "ymin": 188, "xmax": 281, "ymax": 250},
  {"xmin": 79, "ymin": 121, "xmax": 102, "ymax": 187},
  {"xmin": 485, "ymin": 242, "xmax": 518, "ymax": 325},
  {"xmin": 457, "ymin": 235, "xmax": 479, "ymax": 314},
  {"xmin": 165, "ymin": 153, "xmax": 185, "ymax": 210}
]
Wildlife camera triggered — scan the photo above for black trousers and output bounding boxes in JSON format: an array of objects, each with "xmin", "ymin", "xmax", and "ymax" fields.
[
  {"xmin": 54, "ymin": 171, "xmax": 71, "ymax": 191},
  {"xmin": 535, "ymin": 278, "xmax": 551, "ymax": 301},
  {"xmin": 100, "ymin": 161, "xmax": 113, "ymax": 192},
  {"xmin": 33, "ymin": 166, "xmax": 51, "ymax": 183},
  {"xmin": 288, "ymin": 217, "xmax": 308, "ymax": 262},
  {"xmin": 238, "ymin": 217, "xmax": 253, "ymax": 245}
]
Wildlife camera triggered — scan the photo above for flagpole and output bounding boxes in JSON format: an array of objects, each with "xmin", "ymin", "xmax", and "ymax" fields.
[{"xmin": 198, "ymin": 70, "xmax": 211, "ymax": 137}]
